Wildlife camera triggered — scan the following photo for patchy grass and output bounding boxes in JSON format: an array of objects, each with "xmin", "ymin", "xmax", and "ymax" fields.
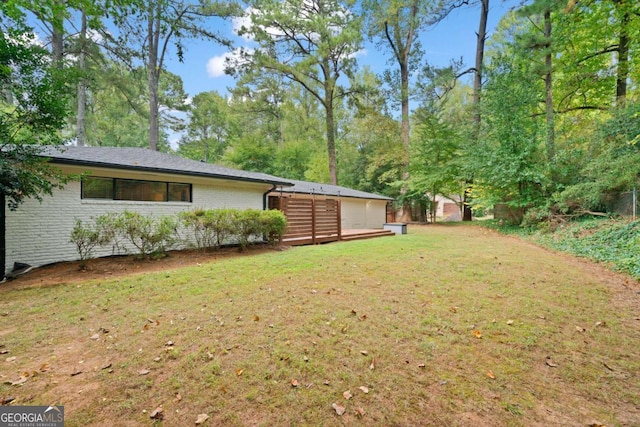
[{"xmin": 1, "ymin": 225, "xmax": 639, "ymax": 426}]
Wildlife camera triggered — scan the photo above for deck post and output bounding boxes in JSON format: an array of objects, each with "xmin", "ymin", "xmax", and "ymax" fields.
[
  {"xmin": 311, "ymin": 197, "xmax": 317, "ymax": 245},
  {"xmin": 337, "ymin": 199, "xmax": 342, "ymax": 240}
]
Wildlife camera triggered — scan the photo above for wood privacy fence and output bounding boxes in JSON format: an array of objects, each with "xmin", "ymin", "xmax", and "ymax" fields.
[{"xmin": 269, "ymin": 197, "xmax": 341, "ymax": 245}]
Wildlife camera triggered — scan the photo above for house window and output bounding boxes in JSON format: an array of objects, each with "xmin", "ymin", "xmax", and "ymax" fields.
[{"xmin": 82, "ymin": 177, "xmax": 192, "ymax": 203}]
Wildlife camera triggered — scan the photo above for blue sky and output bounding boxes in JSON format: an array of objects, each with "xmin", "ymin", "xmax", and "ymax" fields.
[{"xmin": 166, "ymin": 0, "xmax": 521, "ymax": 98}]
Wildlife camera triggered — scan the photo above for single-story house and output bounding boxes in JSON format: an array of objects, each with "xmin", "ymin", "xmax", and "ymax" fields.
[{"xmin": 4, "ymin": 146, "xmax": 392, "ymax": 273}]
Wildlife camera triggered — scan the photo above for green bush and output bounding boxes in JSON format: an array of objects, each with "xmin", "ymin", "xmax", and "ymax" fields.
[
  {"xmin": 260, "ymin": 209, "xmax": 287, "ymax": 245},
  {"xmin": 179, "ymin": 208, "xmax": 238, "ymax": 250},
  {"xmin": 235, "ymin": 209, "xmax": 264, "ymax": 250},
  {"xmin": 112, "ymin": 210, "xmax": 178, "ymax": 258},
  {"xmin": 69, "ymin": 217, "xmax": 115, "ymax": 266}
]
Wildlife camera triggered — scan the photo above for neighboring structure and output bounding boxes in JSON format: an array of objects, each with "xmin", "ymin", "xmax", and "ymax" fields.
[
  {"xmin": 432, "ymin": 195, "xmax": 462, "ymax": 222},
  {"xmin": 4, "ymin": 147, "xmax": 393, "ymax": 273}
]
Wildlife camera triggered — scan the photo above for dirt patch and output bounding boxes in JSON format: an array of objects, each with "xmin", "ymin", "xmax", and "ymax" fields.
[{"xmin": 1, "ymin": 245, "xmax": 283, "ymax": 291}]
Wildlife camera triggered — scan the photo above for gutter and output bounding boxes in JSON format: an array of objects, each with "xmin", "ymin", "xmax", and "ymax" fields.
[{"xmin": 263, "ymin": 184, "xmax": 277, "ymax": 210}]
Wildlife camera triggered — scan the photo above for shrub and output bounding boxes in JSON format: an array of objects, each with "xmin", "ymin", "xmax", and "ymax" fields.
[
  {"xmin": 235, "ymin": 209, "xmax": 264, "ymax": 250},
  {"xmin": 260, "ymin": 209, "xmax": 287, "ymax": 245},
  {"xmin": 69, "ymin": 218, "xmax": 113, "ymax": 267},
  {"xmin": 179, "ymin": 208, "xmax": 239, "ymax": 250},
  {"xmin": 112, "ymin": 210, "xmax": 178, "ymax": 258}
]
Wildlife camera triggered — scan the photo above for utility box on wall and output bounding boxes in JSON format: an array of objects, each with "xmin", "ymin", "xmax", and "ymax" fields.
[{"xmin": 383, "ymin": 223, "xmax": 407, "ymax": 235}]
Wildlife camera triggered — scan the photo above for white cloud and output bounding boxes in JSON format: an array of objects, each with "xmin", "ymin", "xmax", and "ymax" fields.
[
  {"xmin": 206, "ymin": 53, "xmax": 232, "ymax": 78},
  {"xmin": 206, "ymin": 49, "xmax": 251, "ymax": 78}
]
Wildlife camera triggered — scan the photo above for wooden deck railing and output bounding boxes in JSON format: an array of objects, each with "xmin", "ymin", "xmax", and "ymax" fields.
[{"xmin": 270, "ymin": 197, "xmax": 341, "ymax": 245}]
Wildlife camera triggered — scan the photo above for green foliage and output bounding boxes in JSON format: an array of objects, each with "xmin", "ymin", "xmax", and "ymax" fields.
[
  {"xmin": 112, "ymin": 211, "xmax": 178, "ymax": 258},
  {"xmin": 178, "ymin": 91, "xmax": 236, "ymax": 163},
  {"xmin": 259, "ymin": 209, "xmax": 287, "ymax": 245},
  {"xmin": 0, "ymin": 22, "xmax": 74, "ymax": 210},
  {"xmin": 179, "ymin": 208, "xmax": 237, "ymax": 250},
  {"xmin": 69, "ymin": 217, "xmax": 116, "ymax": 265},
  {"xmin": 556, "ymin": 102, "xmax": 640, "ymax": 211},
  {"xmin": 235, "ymin": 209, "xmax": 264, "ymax": 251},
  {"xmin": 535, "ymin": 219, "xmax": 640, "ymax": 279}
]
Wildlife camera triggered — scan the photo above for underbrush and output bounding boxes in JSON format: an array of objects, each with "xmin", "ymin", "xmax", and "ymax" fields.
[{"xmin": 483, "ymin": 218, "xmax": 640, "ymax": 279}]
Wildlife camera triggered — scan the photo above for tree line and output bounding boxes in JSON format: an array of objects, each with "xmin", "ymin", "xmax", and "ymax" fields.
[{"xmin": 1, "ymin": 0, "xmax": 639, "ymax": 224}]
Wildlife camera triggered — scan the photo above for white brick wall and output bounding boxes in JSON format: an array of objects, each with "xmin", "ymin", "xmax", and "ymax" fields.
[{"xmin": 4, "ymin": 167, "xmax": 272, "ymax": 273}]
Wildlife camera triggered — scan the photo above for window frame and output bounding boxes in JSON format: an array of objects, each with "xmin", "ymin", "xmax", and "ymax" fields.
[{"xmin": 81, "ymin": 176, "xmax": 192, "ymax": 203}]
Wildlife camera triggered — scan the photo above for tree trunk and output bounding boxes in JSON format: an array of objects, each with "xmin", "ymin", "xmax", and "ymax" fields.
[
  {"xmin": 325, "ymin": 96, "xmax": 338, "ymax": 185},
  {"xmin": 76, "ymin": 9, "xmax": 87, "ymax": 146},
  {"xmin": 544, "ymin": 9, "xmax": 555, "ymax": 163},
  {"xmin": 463, "ymin": 0, "xmax": 489, "ymax": 222},
  {"xmin": 51, "ymin": 1, "xmax": 64, "ymax": 67},
  {"xmin": 615, "ymin": 1, "xmax": 630, "ymax": 106},
  {"xmin": 147, "ymin": 5, "xmax": 160, "ymax": 151},
  {"xmin": 399, "ymin": 59, "xmax": 412, "ymax": 222}
]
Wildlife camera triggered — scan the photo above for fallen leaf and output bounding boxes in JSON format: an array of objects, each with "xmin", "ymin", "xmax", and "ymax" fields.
[
  {"xmin": 290, "ymin": 379, "xmax": 299, "ymax": 387},
  {"xmin": 575, "ymin": 326, "xmax": 586, "ymax": 333},
  {"xmin": 545, "ymin": 356, "xmax": 558, "ymax": 368},
  {"xmin": 343, "ymin": 390, "xmax": 352, "ymax": 400},
  {"xmin": 253, "ymin": 315, "xmax": 260, "ymax": 322},
  {"xmin": 449, "ymin": 306, "xmax": 458, "ymax": 313},
  {"xmin": 358, "ymin": 314, "xmax": 367, "ymax": 321},
  {"xmin": 139, "ymin": 369, "xmax": 150, "ymax": 375},
  {"xmin": 418, "ymin": 363, "xmax": 426, "ymax": 368},
  {"xmin": 369, "ymin": 358, "xmax": 376, "ymax": 370},
  {"xmin": 71, "ymin": 368, "xmax": 82, "ymax": 376},
  {"xmin": 149, "ymin": 406, "xmax": 164, "ymax": 420},
  {"xmin": 10, "ymin": 375, "xmax": 28, "ymax": 385},
  {"xmin": 6, "ymin": 356, "xmax": 16, "ymax": 363},
  {"xmin": 506, "ymin": 320, "xmax": 514, "ymax": 325},
  {"xmin": 175, "ymin": 393, "xmax": 182, "ymax": 401},
  {"xmin": 0, "ymin": 349, "xmax": 8, "ymax": 355},
  {"xmin": 473, "ymin": 330, "xmax": 482, "ymax": 339},
  {"xmin": 358, "ymin": 386, "xmax": 369, "ymax": 394},
  {"xmin": 595, "ymin": 321, "xmax": 606, "ymax": 327},
  {"xmin": 0, "ymin": 397, "xmax": 15, "ymax": 405},
  {"xmin": 165, "ymin": 341, "xmax": 174, "ymax": 346},
  {"xmin": 235, "ymin": 369, "xmax": 244, "ymax": 377},
  {"xmin": 332, "ymin": 403, "xmax": 346, "ymax": 416},
  {"xmin": 195, "ymin": 413, "xmax": 209, "ymax": 425},
  {"xmin": 354, "ymin": 407, "xmax": 365, "ymax": 417},
  {"xmin": 90, "ymin": 333, "xmax": 100, "ymax": 340},
  {"xmin": 40, "ymin": 363, "xmax": 50, "ymax": 372},
  {"xmin": 360, "ymin": 350, "xmax": 368, "ymax": 356},
  {"xmin": 323, "ymin": 379, "xmax": 330, "ymax": 386},
  {"xmin": 603, "ymin": 362, "xmax": 615, "ymax": 372},
  {"xmin": 487, "ymin": 370, "xmax": 496, "ymax": 379}
]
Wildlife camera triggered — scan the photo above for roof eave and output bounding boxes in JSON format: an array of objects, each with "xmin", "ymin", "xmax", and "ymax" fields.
[{"xmin": 48, "ymin": 157, "xmax": 294, "ymax": 187}]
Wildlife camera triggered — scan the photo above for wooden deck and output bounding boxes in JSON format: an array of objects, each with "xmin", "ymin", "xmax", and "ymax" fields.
[{"xmin": 282, "ymin": 228, "xmax": 394, "ymax": 246}]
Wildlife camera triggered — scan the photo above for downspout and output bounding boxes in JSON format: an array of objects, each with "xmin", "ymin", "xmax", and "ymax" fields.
[{"xmin": 263, "ymin": 184, "xmax": 277, "ymax": 210}]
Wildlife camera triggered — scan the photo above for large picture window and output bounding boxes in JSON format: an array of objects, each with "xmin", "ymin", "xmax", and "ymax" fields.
[{"xmin": 82, "ymin": 177, "xmax": 192, "ymax": 203}]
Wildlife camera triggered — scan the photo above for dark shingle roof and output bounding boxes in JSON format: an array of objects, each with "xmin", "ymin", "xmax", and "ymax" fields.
[
  {"xmin": 42, "ymin": 146, "xmax": 293, "ymax": 186},
  {"xmin": 273, "ymin": 179, "xmax": 393, "ymax": 201},
  {"xmin": 39, "ymin": 146, "xmax": 393, "ymax": 201}
]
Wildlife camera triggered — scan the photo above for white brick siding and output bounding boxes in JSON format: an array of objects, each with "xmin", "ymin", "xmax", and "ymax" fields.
[{"xmin": 5, "ymin": 165, "xmax": 272, "ymax": 272}]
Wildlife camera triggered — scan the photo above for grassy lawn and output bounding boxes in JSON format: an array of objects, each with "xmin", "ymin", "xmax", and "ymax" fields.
[{"xmin": 1, "ymin": 224, "xmax": 639, "ymax": 426}]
